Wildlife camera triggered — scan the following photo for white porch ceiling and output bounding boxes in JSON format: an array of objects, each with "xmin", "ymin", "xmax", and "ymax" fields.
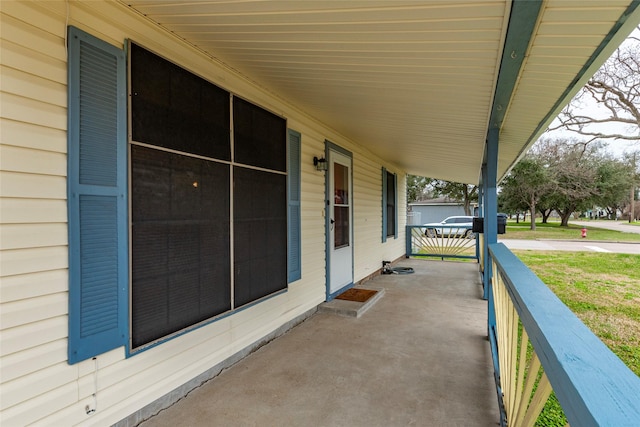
[{"xmin": 122, "ymin": 0, "xmax": 640, "ymax": 184}]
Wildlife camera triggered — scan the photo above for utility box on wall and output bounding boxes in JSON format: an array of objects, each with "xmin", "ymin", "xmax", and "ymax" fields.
[
  {"xmin": 472, "ymin": 214, "xmax": 507, "ymax": 234},
  {"xmin": 472, "ymin": 217, "xmax": 483, "ymax": 233}
]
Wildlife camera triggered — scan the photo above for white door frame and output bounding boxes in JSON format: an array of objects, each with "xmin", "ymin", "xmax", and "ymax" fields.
[{"xmin": 324, "ymin": 141, "xmax": 354, "ymax": 300}]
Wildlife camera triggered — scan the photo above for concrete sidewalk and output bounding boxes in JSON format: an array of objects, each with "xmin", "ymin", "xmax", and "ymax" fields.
[
  {"xmin": 499, "ymin": 238, "xmax": 640, "ymax": 254},
  {"xmin": 570, "ymin": 220, "xmax": 640, "ymax": 235},
  {"xmin": 139, "ymin": 259, "xmax": 499, "ymax": 427}
]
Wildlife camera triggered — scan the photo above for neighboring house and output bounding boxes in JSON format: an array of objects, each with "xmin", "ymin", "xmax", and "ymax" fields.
[
  {"xmin": 409, "ymin": 197, "xmax": 477, "ymax": 225},
  {"xmin": 1, "ymin": 1, "xmax": 639, "ymax": 426}
]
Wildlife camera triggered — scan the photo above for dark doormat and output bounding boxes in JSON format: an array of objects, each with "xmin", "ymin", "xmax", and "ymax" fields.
[{"xmin": 336, "ymin": 288, "xmax": 378, "ymax": 303}]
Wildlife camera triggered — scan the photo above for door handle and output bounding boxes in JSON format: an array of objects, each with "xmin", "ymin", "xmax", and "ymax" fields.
[{"xmin": 330, "ymin": 218, "xmax": 335, "ymax": 230}]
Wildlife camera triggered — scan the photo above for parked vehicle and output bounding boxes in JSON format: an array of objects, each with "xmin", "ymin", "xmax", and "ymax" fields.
[{"xmin": 423, "ymin": 216, "xmax": 475, "ymax": 238}]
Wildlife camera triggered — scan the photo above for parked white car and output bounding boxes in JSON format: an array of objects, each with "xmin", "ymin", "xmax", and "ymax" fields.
[{"xmin": 423, "ymin": 216, "xmax": 475, "ymax": 238}]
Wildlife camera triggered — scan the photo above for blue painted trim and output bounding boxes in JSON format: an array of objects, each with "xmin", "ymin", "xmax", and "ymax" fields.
[
  {"xmin": 488, "ymin": 0, "xmax": 543, "ymax": 129},
  {"xmin": 325, "ymin": 140, "xmax": 352, "ymax": 158},
  {"xmin": 411, "ymin": 254, "xmax": 477, "ymax": 260},
  {"xmin": 382, "ymin": 167, "xmax": 388, "ymax": 242},
  {"xmin": 393, "ymin": 172, "xmax": 398, "ymax": 239},
  {"xmin": 326, "ymin": 282, "xmax": 355, "ymax": 301},
  {"xmin": 287, "ymin": 128, "xmax": 302, "ymax": 283},
  {"xmin": 404, "ymin": 226, "xmax": 479, "ymax": 260},
  {"xmin": 490, "ymin": 243, "xmax": 640, "ymax": 426},
  {"xmin": 128, "ymin": 288, "xmax": 288, "ymax": 356},
  {"xmin": 67, "ymin": 26, "xmax": 129, "ymax": 364},
  {"xmin": 324, "ymin": 142, "xmax": 331, "ymax": 301},
  {"xmin": 405, "ymin": 226, "xmax": 412, "ymax": 258},
  {"xmin": 382, "ymin": 168, "xmax": 398, "ymax": 242},
  {"xmin": 488, "ymin": 322, "xmax": 507, "ymax": 427},
  {"xmin": 483, "ymin": 132, "xmax": 502, "ymax": 425},
  {"xmin": 483, "ymin": 130, "xmax": 498, "ymax": 301},
  {"xmin": 324, "ymin": 140, "xmax": 354, "ymax": 301}
]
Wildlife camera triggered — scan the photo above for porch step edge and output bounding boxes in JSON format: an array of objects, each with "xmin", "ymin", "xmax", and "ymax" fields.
[{"xmin": 317, "ymin": 287, "xmax": 385, "ymax": 318}]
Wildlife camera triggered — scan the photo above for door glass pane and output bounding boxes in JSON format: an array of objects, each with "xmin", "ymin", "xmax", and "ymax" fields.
[
  {"xmin": 335, "ymin": 206, "xmax": 349, "ymax": 248},
  {"xmin": 334, "ymin": 163, "xmax": 348, "ymax": 205},
  {"xmin": 334, "ymin": 162, "xmax": 349, "ymax": 248}
]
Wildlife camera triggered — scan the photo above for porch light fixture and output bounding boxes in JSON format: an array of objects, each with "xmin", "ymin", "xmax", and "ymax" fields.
[{"xmin": 313, "ymin": 156, "xmax": 327, "ymax": 171}]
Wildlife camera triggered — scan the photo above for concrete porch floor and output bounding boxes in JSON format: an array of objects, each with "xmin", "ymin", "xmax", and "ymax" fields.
[{"xmin": 139, "ymin": 259, "xmax": 499, "ymax": 427}]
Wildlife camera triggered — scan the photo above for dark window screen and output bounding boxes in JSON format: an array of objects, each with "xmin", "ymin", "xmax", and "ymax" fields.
[
  {"xmin": 233, "ymin": 97, "xmax": 286, "ymax": 172},
  {"xmin": 130, "ymin": 43, "xmax": 230, "ymax": 160},
  {"xmin": 131, "ymin": 145, "xmax": 231, "ymax": 348},
  {"xmin": 386, "ymin": 171, "xmax": 396, "ymax": 237},
  {"xmin": 234, "ymin": 167, "xmax": 287, "ymax": 307}
]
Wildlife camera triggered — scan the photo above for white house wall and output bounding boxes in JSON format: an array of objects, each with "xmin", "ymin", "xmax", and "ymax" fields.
[{"xmin": 0, "ymin": 1, "xmax": 406, "ymax": 425}]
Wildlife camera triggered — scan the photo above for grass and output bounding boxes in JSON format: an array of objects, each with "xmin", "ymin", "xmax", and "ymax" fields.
[
  {"xmin": 512, "ymin": 251, "xmax": 640, "ymax": 426},
  {"xmin": 514, "ymin": 251, "xmax": 640, "ymax": 375},
  {"xmin": 513, "ymin": 251, "xmax": 640, "ymax": 426},
  {"xmin": 503, "ymin": 220, "xmax": 640, "ymax": 242},
  {"xmin": 485, "ymin": 221, "xmax": 640, "ymax": 424}
]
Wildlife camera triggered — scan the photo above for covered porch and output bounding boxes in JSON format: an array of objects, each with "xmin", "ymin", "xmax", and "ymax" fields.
[
  {"xmin": 3, "ymin": 1, "xmax": 640, "ymax": 425},
  {"xmin": 137, "ymin": 258, "xmax": 499, "ymax": 427}
]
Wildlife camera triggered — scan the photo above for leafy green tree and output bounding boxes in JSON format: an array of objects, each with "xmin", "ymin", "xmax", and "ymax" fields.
[
  {"xmin": 499, "ymin": 157, "xmax": 553, "ymax": 230},
  {"xmin": 622, "ymin": 151, "xmax": 640, "ymax": 222},
  {"xmin": 406, "ymin": 175, "xmax": 432, "ymax": 203},
  {"xmin": 498, "ymin": 190, "xmax": 528, "ymax": 223},
  {"xmin": 594, "ymin": 156, "xmax": 635, "ymax": 219}
]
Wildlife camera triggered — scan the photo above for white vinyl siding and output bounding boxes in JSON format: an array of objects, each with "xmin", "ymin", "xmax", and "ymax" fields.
[
  {"xmin": 353, "ymin": 158, "xmax": 406, "ymax": 278},
  {"xmin": 0, "ymin": 1, "xmax": 406, "ymax": 425}
]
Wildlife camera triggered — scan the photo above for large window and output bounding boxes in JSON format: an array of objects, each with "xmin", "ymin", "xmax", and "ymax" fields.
[
  {"xmin": 130, "ymin": 146, "xmax": 231, "ymax": 348},
  {"xmin": 129, "ymin": 43, "xmax": 288, "ymax": 350},
  {"xmin": 66, "ymin": 26, "xmax": 301, "ymax": 363}
]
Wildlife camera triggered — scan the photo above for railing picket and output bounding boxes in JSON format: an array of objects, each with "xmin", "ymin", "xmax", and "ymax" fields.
[
  {"xmin": 488, "ymin": 242, "xmax": 640, "ymax": 426},
  {"xmin": 507, "ymin": 300, "xmax": 518, "ymax": 424},
  {"xmin": 406, "ymin": 225, "xmax": 478, "ymax": 260},
  {"xmin": 521, "ymin": 372, "xmax": 552, "ymax": 427},
  {"xmin": 514, "ymin": 352, "xmax": 542, "ymax": 426},
  {"xmin": 512, "ymin": 326, "xmax": 529, "ymax": 424}
]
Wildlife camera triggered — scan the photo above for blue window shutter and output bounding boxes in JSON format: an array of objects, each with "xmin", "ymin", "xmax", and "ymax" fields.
[
  {"xmin": 287, "ymin": 129, "xmax": 302, "ymax": 283},
  {"xmin": 393, "ymin": 173, "xmax": 398, "ymax": 239},
  {"xmin": 67, "ymin": 27, "xmax": 128, "ymax": 364},
  {"xmin": 382, "ymin": 167, "xmax": 388, "ymax": 242}
]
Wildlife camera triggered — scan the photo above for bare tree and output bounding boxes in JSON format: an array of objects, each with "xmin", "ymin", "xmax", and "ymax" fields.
[
  {"xmin": 535, "ymin": 138, "xmax": 600, "ymax": 226},
  {"xmin": 549, "ymin": 27, "xmax": 640, "ymax": 143},
  {"xmin": 548, "ymin": 28, "xmax": 640, "ymax": 223}
]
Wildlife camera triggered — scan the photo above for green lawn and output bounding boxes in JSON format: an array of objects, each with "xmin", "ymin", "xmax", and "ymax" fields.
[
  {"xmin": 513, "ymin": 250, "xmax": 640, "ymax": 427},
  {"xmin": 503, "ymin": 220, "xmax": 640, "ymax": 242},
  {"xmin": 484, "ymin": 220, "xmax": 640, "ymax": 425},
  {"xmin": 514, "ymin": 251, "xmax": 640, "ymax": 377}
]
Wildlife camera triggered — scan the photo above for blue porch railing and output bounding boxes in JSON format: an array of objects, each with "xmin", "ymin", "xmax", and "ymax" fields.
[
  {"xmin": 405, "ymin": 225, "xmax": 479, "ymax": 260},
  {"xmin": 488, "ymin": 243, "xmax": 640, "ymax": 426}
]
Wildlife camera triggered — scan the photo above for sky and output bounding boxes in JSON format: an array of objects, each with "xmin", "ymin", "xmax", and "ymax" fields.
[{"xmin": 543, "ymin": 28, "xmax": 640, "ymax": 159}]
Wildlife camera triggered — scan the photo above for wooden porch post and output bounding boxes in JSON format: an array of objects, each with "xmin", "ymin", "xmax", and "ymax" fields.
[{"xmin": 483, "ymin": 128, "xmax": 499, "ymax": 299}]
